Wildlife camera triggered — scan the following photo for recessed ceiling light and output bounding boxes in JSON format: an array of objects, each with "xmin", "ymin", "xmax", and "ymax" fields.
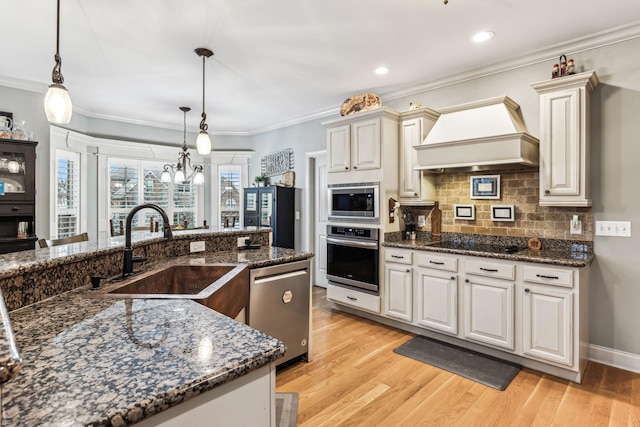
[
  {"xmin": 374, "ymin": 66, "xmax": 389, "ymax": 75},
  {"xmin": 472, "ymin": 31, "xmax": 495, "ymax": 43}
]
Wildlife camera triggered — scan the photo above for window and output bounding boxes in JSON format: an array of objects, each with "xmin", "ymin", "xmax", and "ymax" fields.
[
  {"xmin": 108, "ymin": 158, "xmax": 201, "ymax": 234},
  {"xmin": 219, "ymin": 165, "xmax": 241, "ymax": 228},
  {"xmin": 55, "ymin": 150, "xmax": 80, "ymax": 238}
]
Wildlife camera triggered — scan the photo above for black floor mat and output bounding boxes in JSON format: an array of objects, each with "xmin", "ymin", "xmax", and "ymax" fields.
[{"xmin": 393, "ymin": 335, "xmax": 521, "ymax": 391}]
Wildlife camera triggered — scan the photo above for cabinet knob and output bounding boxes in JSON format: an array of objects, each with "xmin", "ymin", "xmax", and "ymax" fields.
[
  {"xmin": 465, "ymin": 279, "xmax": 470, "ymax": 283},
  {"xmin": 414, "ymin": 192, "xmax": 418, "ymax": 196},
  {"xmin": 12, "ymin": 206, "xmax": 19, "ymax": 211},
  {"xmin": 345, "ymin": 166, "xmax": 349, "ymax": 170},
  {"xmin": 451, "ymin": 276, "xmax": 455, "ymax": 280},
  {"xmin": 544, "ymin": 189, "xmax": 550, "ymax": 195},
  {"xmin": 524, "ymin": 288, "xmax": 530, "ymax": 293},
  {"xmin": 353, "ymin": 166, "xmax": 358, "ymax": 169},
  {"xmin": 406, "ymin": 269, "xmax": 410, "ymax": 273}
]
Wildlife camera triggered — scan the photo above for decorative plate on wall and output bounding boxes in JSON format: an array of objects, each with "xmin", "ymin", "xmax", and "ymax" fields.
[{"xmin": 340, "ymin": 93, "xmax": 382, "ymax": 116}]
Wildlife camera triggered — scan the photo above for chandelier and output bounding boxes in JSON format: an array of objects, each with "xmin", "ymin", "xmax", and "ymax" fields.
[{"xmin": 161, "ymin": 107, "xmax": 205, "ymax": 185}]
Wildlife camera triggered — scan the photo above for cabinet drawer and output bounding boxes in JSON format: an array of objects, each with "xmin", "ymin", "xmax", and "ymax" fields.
[
  {"xmin": 327, "ymin": 284, "xmax": 380, "ymax": 314},
  {"xmin": 523, "ymin": 265, "xmax": 573, "ymax": 288},
  {"xmin": 0, "ymin": 204, "xmax": 34, "ymax": 216},
  {"xmin": 384, "ymin": 249, "xmax": 412, "ymax": 265},
  {"xmin": 465, "ymin": 259, "xmax": 515, "ymax": 280},
  {"xmin": 415, "ymin": 252, "xmax": 458, "ymax": 272}
]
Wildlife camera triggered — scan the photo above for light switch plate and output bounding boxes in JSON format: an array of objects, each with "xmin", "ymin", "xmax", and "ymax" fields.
[{"xmin": 595, "ymin": 221, "xmax": 632, "ymax": 237}]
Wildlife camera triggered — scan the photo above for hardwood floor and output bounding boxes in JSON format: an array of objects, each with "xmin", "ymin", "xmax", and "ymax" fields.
[{"xmin": 276, "ymin": 286, "xmax": 640, "ymax": 426}]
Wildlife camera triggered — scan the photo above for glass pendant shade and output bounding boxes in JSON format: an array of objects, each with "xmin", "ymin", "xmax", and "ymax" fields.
[
  {"xmin": 174, "ymin": 169, "xmax": 185, "ymax": 183},
  {"xmin": 160, "ymin": 171, "xmax": 171, "ymax": 183},
  {"xmin": 193, "ymin": 171, "xmax": 205, "ymax": 185},
  {"xmin": 196, "ymin": 131, "xmax": 211, "ymax": 155},
  {"xmin": 44, "ymin": 83, "xmax": 73, "ymax": 124}
]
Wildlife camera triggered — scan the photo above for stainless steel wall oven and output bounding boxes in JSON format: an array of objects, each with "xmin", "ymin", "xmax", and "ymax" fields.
[{"xmin": 326, "ymin": 225, "xmax": 379, "ymax": 294}]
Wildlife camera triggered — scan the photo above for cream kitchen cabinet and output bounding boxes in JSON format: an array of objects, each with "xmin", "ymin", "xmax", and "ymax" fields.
[
  {"xmin": 398, "ymin": 108, "xmax": 439, "ymax": 206},
  {"xmin": 414, "ymin": 252, "xmax": 459, "ymax": 335},
  {"xmin": 521, "ymin": 264, "xmax": 575, "ymax": 367},
  {"xmin": 384, "ymin": 248, "xmax": 413, "ymax": 323},
  {"xmin": 327, "ymin": 117, "xmax": 381, "ymax": 173},
  {"xmin": 463, "ymin": 259, "xmax": 516, "ymax": 350},
  {"xmin": 532, "ymin": 71, "xmax": 599, "ymax": 206}
]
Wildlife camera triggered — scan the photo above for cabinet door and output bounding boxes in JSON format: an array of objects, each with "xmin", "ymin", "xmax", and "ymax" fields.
[
  {"xmin": 351, "ymin": 118, "xmax": 381, "ymax": 171},
  {"xmin": 539, "ymin": 88, "xmax": 582, "ymax": 202},
  {"xmin": 415, "ymin": 267, "xmax": 458, "ymax": 335},
  {"xmin": 522, "ymin": 285, "xmax": 573, "ymax": 366},
  {"xmin": 0, "ymin": 141, "xmax": 36, "ymax": 202},
  {"xmin": 259, "ymin": 189, "xmax": 273, "ymax": 226},
  {"xmin": 399, "ymin": 118, "xmax": 422, "ymax": 200},
  {"xmin": 463, "ymin": 276, "xmax": 514, "ymax": 350},
  {"xmin": 384, "ymin": 264, "xmax": 412, "ymax": 323},
  {"xmin": 327, "ymin": 125, "xmax": 351, "ymax": 172}
]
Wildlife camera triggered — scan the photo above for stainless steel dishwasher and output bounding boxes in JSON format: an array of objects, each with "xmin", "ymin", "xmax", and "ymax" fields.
[{"xmin": 248, "ymin": 260, "xmax": 311, "ymax": 366}]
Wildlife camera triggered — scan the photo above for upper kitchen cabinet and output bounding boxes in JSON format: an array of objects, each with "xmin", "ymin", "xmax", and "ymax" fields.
[
  {"xmin": 532, "ymin": 71, "xmax": 599, "ymax": 206},
  {"xmin": 322, "ymin": 108, "xmax": 400, "ymax": 185},
  {"xmin": 0, "ymin": 139, "xmax": 38, "ymax": 253},
  {"xmin": 398, "ymin": 108, "xmax": 439, "ymax": 206}
]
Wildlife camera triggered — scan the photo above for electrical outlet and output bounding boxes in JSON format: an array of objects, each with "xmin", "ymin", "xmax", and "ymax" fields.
[
  {"xmin": 570, "ymin": 217, "xmax": 582, "ymax": 234},
  {"xmin": 595, "ymin": 221, "xmax": 632, "ymax": 237},
  {"xmin": 190, "ymin": 241, "xmax": 205, "ymax": 253},
  {"xmin": 237, "ymin": 236, "xmax": 249, "ymax": 247}
]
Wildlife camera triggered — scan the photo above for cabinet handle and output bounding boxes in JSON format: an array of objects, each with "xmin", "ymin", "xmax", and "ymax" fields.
[
  {"xmin": 525, "ymin": 288, "xmax": 530, "ymax": 293},
  {"xmin": 536, "ymin": 274, "xmax": 559, "ymax": 280},
  {"xmin": 544, "ymin": 189, "xmax": 550, "ymax": 195},
  {"xmin": 12, "ymin": 206, "xmax": 19, "ymax": 211},
  {"xmin": 465, "ymin": 279, "xmax": 470, "ymax": 283},
  {"xmin": 429, "ymin": 260, "xmax": 444, "ymax": 265},
  {"xmin": 347, "ymin": 296, "xmax": 357, "ymax": 301},
  {"xmin": 391, "ymin": 255, "xmax": 404, "ymax": 259},
  {"xmin": 479, "ymin": 267, "xmax": 498, "ymax": 272}
]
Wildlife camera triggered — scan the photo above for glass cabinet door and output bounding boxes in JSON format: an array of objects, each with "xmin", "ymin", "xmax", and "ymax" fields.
[
  {"xmin": 260, "ymin": 191, "xmax": 273, "ymax": 226},
  {"xmin": 0, "ymin": 141, "xmax": 36, "ymax": 201}
]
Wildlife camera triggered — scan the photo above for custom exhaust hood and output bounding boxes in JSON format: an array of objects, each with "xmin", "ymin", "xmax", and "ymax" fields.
[{"xmin": 414, "ymin": 96, "xmax": 539, "ymax": 172}]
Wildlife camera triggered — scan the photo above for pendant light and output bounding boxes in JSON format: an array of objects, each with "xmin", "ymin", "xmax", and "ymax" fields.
[
  {"xmin": 161, "ymin": 107, "xmax": 205, "ymax": 185},
  {"xmin": 194, "ymin": 48, "xmax": 213, "ymax": 155},
  {"xmin": 44, "ymin": 0, "xmax": 73, "ymax": 124}
]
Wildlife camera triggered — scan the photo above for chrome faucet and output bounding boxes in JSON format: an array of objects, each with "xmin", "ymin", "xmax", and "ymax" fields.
[{"xmin": 122, "ymin": 203, "xmax": 173, "ymax": 277}]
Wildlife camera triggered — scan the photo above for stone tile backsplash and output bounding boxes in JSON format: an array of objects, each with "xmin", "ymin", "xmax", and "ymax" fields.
[{"xmin": 404, "ymin": 170, "xmax": 593, "ymax": 241}]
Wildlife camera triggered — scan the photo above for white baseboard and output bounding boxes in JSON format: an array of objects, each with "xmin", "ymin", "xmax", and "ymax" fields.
[{"xmin": 589, "ymin": 344, "xmax": 640, "ymax": 374}]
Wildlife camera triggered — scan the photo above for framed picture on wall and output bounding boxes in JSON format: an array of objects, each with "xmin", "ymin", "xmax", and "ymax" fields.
[
  {"xmin": 470, "ymin": 175, "xmax": 500, "ymax": 199},
  {"xmin": 454, "ymin": 204, "xmax": 475, "ymax": 220},
  {"xmin": 491, "ymin": 205, "xmax": 515, "ymax": 222}
]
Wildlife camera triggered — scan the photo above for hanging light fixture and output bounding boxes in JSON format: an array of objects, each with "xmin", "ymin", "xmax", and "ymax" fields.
[
  {"xmin": 161, "ymin": 107, "xmax": 205, "ymax": 186},
  {"xmin": 44, "ymin": 0, "xmax": 73, "ymax": 124},
  {"xmin": 194, "ymin": 48, "xmax": 213, "ymax": 155}
]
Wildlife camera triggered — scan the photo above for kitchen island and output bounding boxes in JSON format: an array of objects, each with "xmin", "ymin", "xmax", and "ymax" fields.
[{"xmin": 0, "ymin": 228, "xmax": 313, "ymax": 426}]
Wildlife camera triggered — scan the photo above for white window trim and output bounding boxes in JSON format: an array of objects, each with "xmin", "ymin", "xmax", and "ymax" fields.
[
  {"xmin": 50, "ymin": 126, "xmax": 89, "ymax": 239},
  {"xmin": 209, "ymin": 151, "xmax": 253, "ymax": 229}
]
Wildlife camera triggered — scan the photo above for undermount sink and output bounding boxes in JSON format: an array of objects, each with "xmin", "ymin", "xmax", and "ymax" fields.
[{"xmin": 95, "ymin": 264, "xmax": 249, "ymax": 319}]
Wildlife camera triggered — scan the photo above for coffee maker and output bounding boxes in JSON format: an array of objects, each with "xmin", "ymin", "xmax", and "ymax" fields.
[{"xmin": 402, "ymin": 210, "xmax": 416, "ymax": 240}]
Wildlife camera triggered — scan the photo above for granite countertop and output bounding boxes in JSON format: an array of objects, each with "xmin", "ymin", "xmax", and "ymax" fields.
[
  {"xmin": 0, "ymin": 247, "xmax": 313, "ymax": 426},
  {"xmin": 2, "ymin": 288, "xmax": 286, "ymax": 426},
  {"xmin": 383, "ymin": 239, "xmax": 593, "ymax": 267}
]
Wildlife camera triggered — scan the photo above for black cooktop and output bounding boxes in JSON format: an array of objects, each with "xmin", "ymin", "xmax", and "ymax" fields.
[{"xmin": 427, "ymin": 241, "xmax": 524, "ymax": 254}]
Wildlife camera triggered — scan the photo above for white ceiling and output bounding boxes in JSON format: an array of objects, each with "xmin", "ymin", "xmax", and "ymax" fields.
[{"xmin": 3, "ymin": 0, "xmax": 640, "ymax": 135}]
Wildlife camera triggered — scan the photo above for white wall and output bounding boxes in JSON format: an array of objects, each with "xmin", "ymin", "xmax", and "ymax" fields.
[{"xmin": 1, "ymin": 36, "xmax": 640, "ymax": 358}]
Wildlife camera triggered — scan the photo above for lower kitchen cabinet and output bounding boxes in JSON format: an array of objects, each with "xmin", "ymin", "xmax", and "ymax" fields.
[
  {"xmin": 327, "ymin": 283, "xmax": 380, "ymax": 314},
  {"xmin": 384, "ymin": 263, "xmax": 413, "ymax": 323},
  {"xmin": 415, "ymin": 267, "xmax": 458, "ymax": 335},
  {"xmin": 521, "ymin": 270, "xmax": 574, "ymax": 366},
  {"xmin": 463, "ymin": 274, "xmax": 515, "ymax": 350}
]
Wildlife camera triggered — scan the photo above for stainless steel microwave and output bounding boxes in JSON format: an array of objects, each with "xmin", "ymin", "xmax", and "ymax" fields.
[{"xmin": 328, "ymin": 182, "xmax": 379, "ymax": 223}]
